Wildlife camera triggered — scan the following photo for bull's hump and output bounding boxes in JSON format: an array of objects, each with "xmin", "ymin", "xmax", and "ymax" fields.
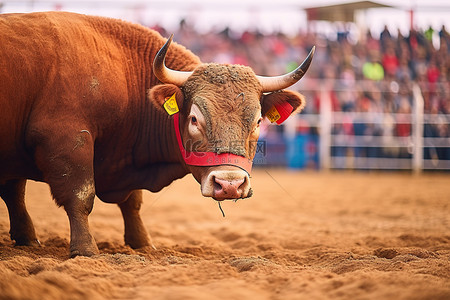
[{"xmin": 195, "ymin": 64, "xmax": 257, "ymax": 84}]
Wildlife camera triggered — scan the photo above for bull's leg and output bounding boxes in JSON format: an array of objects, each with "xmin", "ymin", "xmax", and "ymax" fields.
[
  {"xmin": 33, "ymin": 129, "xmax": 98, "ymax": 257},
  {"xmin": 118, "ymin": 190, "xmax": 153, "ymax": 249},
  {"xmin": 0, "ymin": 179, "xmax": 40, "ymax": 246},
  {"xmin": 64, "ymin": 188, "xmax": 98, "ymax": 257}
]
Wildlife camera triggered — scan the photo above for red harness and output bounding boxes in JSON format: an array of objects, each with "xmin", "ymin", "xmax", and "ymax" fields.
[{"xmin": 172, "ymin": 113, "xmax": 253, "ymax": 174}]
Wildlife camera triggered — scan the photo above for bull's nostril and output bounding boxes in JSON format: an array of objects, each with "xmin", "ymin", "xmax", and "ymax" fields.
[
  {"xmin": 238, "ymin": 177, "xmax": 246, "ymax": 190},
  {"xmin": 213, "ymin": 176, "xmax": 223, "ymax": 192}
]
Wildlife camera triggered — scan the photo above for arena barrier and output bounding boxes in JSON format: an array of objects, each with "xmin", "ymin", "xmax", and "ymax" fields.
[{"xmin": 283, "ymin": 81, "xmax": 450, "ymax": 172}]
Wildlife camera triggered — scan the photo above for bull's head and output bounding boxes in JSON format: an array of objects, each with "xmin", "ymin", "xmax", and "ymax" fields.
[{"xmin": 149, "ymin": 35, "xmax": 314, "ymax": 201}]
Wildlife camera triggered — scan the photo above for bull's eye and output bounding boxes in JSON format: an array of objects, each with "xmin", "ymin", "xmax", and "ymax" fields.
[
  {"xmin": 191, "ymin": 116, "xmax": 197, "ymax": 124},
  {"xmin": 252, "ymin": 117, "xmax": 263, "ymax": 133},
  {"xmin": 257, "ymin": 117, "xmax": 262, "ymax": 126}
]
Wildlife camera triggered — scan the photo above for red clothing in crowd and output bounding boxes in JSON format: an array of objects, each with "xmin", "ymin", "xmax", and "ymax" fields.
[
  {"xmin": 382, "ymin": 53, "xmax": 399, "ymax": 76},
  {"xmin": 427, "ymin": 65, "xmax": 440, "ymax": 83}
]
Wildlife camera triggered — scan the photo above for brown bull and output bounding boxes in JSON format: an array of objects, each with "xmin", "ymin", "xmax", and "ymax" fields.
[{"xmin": 0, "ymin": 12, "xmax": 314, "ymax": 257}]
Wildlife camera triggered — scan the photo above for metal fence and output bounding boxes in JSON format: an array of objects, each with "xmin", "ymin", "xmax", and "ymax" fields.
[{"xmin": 273, "ymin": 82, "xmax": 450, "ymax": 172}]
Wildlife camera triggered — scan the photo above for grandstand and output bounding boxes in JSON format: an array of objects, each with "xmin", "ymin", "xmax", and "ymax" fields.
[
  {"xmin": 169, "ymin": 17, "xmax": 449, "ymax": 172},
  {"xmin": 2, "ymin": 0, "xmax": 449, "ymax": 171}
]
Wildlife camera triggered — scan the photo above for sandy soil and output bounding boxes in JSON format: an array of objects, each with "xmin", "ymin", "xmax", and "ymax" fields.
[{"xmin": 0, "ymin": 170, "xmax": 449, "ymax": 300}]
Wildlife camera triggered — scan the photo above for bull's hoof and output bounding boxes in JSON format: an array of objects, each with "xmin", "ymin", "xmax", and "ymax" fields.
[
  {"xmin": 125, "ymin": 236, "xmax": 151, "ymax": 249},
  {"xmin": 13, "ymin": 236, "xmax": 41, "ymax": 247},
  {"xmin": 70, "ymin": 247, "xmax": 99, "ymax": 258},
  {"xmin": 70, "ymin": 242, "xmax": 99, "ymax": 258}
]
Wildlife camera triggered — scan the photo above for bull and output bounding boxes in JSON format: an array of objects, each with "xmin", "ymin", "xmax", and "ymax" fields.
[{"xmin": 0, "ymin": 12, "xmax": 314, "ymax": 257}]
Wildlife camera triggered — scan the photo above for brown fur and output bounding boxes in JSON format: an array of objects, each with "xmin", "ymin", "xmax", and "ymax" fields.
[{"xmin": 0, "ymin": 11, "xmax": 307, "ymax": 257}]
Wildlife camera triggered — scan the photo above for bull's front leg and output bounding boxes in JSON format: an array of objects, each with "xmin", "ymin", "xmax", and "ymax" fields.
[
  {"xmin": 63, "ymin": 179, "xmax": 98, "ymax": 257},
  {"xmin": 118, "ymin": 190, "xmax": 154, "ymax": 249},
  {"xmin": 33, "ymin": 127, "xmax": 98, "ymax": 257}
]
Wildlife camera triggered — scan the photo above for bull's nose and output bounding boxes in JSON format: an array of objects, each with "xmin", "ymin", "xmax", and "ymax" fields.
[
  {"xmin": 200, "ymin": 169, "xmax": 252, "ymax": 200},
  {"xmin": 213, "ymin": 177, "xmax": 245, "ymax": 200}
]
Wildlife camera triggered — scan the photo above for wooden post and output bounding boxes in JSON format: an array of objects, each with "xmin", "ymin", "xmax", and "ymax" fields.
[
  {"xmin": 412, "ymin": 83, "xmax": 424, "ymax": 174},
  {"xmin": 320, "ymin": 84, "xmax": 332, "ymax": 170}
]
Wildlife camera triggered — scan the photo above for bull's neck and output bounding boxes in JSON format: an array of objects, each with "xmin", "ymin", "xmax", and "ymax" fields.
[
  {"xmin": 127, "ymin": 59, "xmax": 183, "ymax": 167},
  {"xmin": 133, "ymin": 101, "xmax": 185, "ymax": 168},
  {"xmin": 97, "ymin": 19, "xmax": 200, "ymax": 170}
]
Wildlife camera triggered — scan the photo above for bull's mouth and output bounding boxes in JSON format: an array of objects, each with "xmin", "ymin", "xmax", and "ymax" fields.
[
  {"xmin": 201, "ymin": 169, "xmax": 252, "ymax": 201},
  {"xmin": 213, "ymin": 187, "xmax": 255, "ymax": 201},
  {"xmin": 212, "ymin": 187, "xmax": 254, "ymax": 202}
]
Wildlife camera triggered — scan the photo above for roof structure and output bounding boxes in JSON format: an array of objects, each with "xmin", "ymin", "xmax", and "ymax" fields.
[{"xmin": 305, "ymin": 1, "xmax": 392, "ymax": 23}]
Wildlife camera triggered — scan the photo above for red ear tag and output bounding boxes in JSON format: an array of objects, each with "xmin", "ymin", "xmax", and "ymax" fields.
[{"xmin": 267, "ymin": 102, "xmax": 293, "ymax": 124}]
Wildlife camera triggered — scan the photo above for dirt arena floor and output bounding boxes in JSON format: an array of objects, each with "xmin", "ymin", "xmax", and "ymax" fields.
[{"xmin": 0, "ymin": 170, "xmax": 449, "ymax": 300}]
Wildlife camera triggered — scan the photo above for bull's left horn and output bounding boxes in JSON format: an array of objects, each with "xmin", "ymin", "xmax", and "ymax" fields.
[
  {"xmin": 153, "ymin": 34, "xmax": 193, "ymax": 86},
  {"xmin": 257, "ymin": 46, "xmax": 315, "ymax": 92}
]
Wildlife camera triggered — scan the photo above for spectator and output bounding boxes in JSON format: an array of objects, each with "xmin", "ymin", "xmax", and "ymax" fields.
[
  {"xmin": 395, "ymin": 97, "xmax": 412, "ymax": 158},
  {"xmin": 380, "ymin": 25, "xmax": 392, "ymax": 51},
  {"xmin": 382, "ymin": 46, "xmax": 399, "ymax": 78},
  {"xmin": 362, "ymin": 52, "xmax": 384, "ymax": 81},
  {"xmin": 424, "ymin": 26, "xmax": 434, "ymax": 42}
]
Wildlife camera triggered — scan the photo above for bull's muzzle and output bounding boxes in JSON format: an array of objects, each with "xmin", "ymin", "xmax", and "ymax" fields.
[{"xmin": 201, "ymin": 169, "xmax": 251, "ymax": 201}]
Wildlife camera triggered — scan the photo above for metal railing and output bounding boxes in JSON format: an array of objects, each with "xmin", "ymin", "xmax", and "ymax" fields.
[{"xmin": 282, "ymin": 81, "xmax": 450, "ymax": 172}]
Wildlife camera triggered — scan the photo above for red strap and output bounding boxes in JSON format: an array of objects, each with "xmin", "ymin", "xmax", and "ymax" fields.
[{"xmin": 173, "ymin": 113, "xmax": 253, "ymax": 174}]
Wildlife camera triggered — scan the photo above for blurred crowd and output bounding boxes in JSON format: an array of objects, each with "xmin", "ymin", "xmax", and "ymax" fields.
[
  {"xmin": 152, "ymin": 20, "xmax": 450, "ymax": 168},
  {"xmin": 154, "ymin": 20, "xmax": 449, "ymax": 114}
]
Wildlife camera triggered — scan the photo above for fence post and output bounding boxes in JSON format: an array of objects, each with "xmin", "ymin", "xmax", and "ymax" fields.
[
  {"xmin": 412, "ymin": 83, "xmax": 424, "ymax": 173},
  {"xmin": 319, "ymin": 83, "xmax": 332, "ymax": 170}
]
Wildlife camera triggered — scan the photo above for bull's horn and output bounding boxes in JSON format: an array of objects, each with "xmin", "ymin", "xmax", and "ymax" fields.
[
  {"xmin": 257, "ymin": 46, "xmax": 315, "ymax": 92},
  {"xmin": 153, "ymin": 34, "xmax": 193, "ymax": 86}
]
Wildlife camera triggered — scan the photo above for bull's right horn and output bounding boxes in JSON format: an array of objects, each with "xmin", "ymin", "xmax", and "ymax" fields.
[
  {"xmin": 153, "ymin": 34, "xmax": 193, "ymax": 86},
  {"xmin": 257, "ymin": 46, "xmax": 315, "ymax": 92}
]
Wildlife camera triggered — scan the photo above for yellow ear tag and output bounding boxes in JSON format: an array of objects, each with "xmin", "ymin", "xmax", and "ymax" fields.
[
  {"xmin": 266, "ymin": 105, "xmax": 281, "ymax": 123},
  {"xmin": 163, "ymin": 93, "xmax": 179, "ymax": 115}
]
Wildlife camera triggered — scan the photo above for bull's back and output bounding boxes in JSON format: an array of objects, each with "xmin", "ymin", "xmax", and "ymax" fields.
[{"xmin": 0, "ymin": 12, "xmax": 128, "ymax": 178}]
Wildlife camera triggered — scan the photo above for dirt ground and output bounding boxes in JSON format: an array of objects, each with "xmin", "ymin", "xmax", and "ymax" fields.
[{"xmin": 0, "ymin": 170, "xmax": 449, "ymax": 300}]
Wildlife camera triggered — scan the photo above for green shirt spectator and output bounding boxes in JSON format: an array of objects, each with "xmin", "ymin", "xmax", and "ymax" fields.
[
  {"xmin": 425, "ymin": 26, "xmax": 434, "ymax": 41},
  {"xmin": 362, "ymin": 61, "xmax": 384, "ymax": 81}
]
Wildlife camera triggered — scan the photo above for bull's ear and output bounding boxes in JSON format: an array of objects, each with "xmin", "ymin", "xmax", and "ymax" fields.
[
  {"xmin": 148, "ymin": 84, "xmax": 184, "ymax": 113},
  {"xmin": 260, "ymin": 90, "xmax": 306, "ymax": 124}
]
